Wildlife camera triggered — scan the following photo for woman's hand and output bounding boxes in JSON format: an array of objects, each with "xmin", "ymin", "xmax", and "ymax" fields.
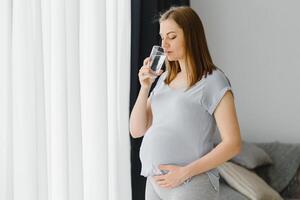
[
  {"xmin": 138, "ymin": 57, "xmax": 163, "ymax": 89},
  {"xmin": 153, "ymin": 165, "xmax": 191, "ymax": 189}
]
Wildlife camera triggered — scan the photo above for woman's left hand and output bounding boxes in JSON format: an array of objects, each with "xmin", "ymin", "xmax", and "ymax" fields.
[{"xmin": 153, "ymin": 165, "xmax": 190, "ymax": 189}]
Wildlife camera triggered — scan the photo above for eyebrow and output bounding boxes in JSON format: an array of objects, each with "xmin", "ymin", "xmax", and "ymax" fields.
[{"xmin": 159, "ymin": 31, "xmax": 176, "ymax": 36}]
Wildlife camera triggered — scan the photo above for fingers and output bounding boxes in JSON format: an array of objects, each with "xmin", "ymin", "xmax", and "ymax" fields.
[
  {"xmin": 139, "ymin": 66, "xmax": 157, "ymax": 80},
  {"xmin": 153, "ymin": 176, "xmax": 167, "ymax": 186},
  {"xmin": 156, "ymin": 69, "xmax": 163, "ymax": 76},
  {"xmin": 143, "ymin": 57, "xmax": 151, "ymax": 66},
  {"xmin": 139, "ymin": 57, "xmax": 164, "ymax": 85},
  {"xmin": 139, "ymin": 71, "xmax": 156, "ymax": 81},
  {"xmin": 157, "ymin": 181, "xmax": 170, "ymax": 188},
  {"xmin": 153, "ymin": 175, "xmax": 165, "ymax": 182},
  {"xmin": 160, "ymin": 183, "xmax": 171, "ymax": 188},
  {"xmin": 139, "ymin": 66, "xmax": 156, "ymax": 75},
  {"xmin": 153, "ymin": 176, "xmax": 172, "ymax": 188}
]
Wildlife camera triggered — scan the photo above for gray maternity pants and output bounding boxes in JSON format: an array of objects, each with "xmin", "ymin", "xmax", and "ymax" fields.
[{"xmin": 145, "ymin": 173, "xmax": 219, "ymax": 200}]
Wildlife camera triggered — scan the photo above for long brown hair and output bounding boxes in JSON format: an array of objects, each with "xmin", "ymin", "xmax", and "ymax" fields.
[{"xmin": 159, "ymin": 6, "xmax": 216, "ymax": 88}]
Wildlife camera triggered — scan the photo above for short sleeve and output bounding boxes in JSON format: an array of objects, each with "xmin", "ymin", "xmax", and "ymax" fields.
[
  {"xmin": 201, "ymin": 70, "xmax": 233, "ymax": 115},
  {"xmin": 149, "ymin": 71, "xmax": 167, "ymax": 100}
]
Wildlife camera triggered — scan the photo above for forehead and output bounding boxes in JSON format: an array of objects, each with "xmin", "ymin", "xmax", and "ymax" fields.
[{"xmin": 159, "ymin": 19, "xmax": 182, "ymax": 35}]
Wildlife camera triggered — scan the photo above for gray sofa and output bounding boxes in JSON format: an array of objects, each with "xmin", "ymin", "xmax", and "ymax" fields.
[{"xmin": 218, "ymin": 142, "xmax": 300, "ymax": 200}]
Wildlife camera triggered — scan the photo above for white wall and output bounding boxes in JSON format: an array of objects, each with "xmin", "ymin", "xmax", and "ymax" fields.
[{"xmin": 191, "ymin": 0, "xmax": 300, "ymax": 143}]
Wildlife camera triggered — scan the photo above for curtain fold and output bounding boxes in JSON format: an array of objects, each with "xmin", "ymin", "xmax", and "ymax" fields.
[
  {"xmin": 80, "ymin": 0, "xmax": 108, "ymax": 199},
  {"xmin": 0, "ymin": 0, "xmax": 13, "ymax": 199},
  {"xmin": 106, "ymin": 0, "xmax": 132, "ymax": 199},
  {"xmin": 0, "ymin": 0, "xmax": 131, "ymax": 200}
]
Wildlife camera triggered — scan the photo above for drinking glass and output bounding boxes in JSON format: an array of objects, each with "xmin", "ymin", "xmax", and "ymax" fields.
[{"xmin": 149, "ymin": 45, "xmax": 166, "ymax": 73}]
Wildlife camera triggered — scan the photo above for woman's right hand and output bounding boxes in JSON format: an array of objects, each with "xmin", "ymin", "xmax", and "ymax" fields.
[{"xmin": 138, "ymin": 57, "xmax": 163, "ymax": 89}]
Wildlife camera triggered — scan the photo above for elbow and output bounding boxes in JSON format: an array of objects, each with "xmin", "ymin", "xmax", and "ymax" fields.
[
  {"xmin": 129, "ymin": 120, "xmax": 149, "ymax": 138},
  {"xmin": 130, "ymin": 131, "xmax": 141, "ymax": 139},
  {"xmin": 222, "ymin": 138, "xmax": 242, "ymax": 158},
  {"xmin": 233, "ymin": 139, "xmax": 242, "ymax": 157},
  {"xmin": 129, "ymin": 127, "xmax": 146, "ymax": 139}
]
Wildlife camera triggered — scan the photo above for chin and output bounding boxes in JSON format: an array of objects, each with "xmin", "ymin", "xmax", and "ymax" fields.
[{"xmin": 167, "ymin": 56, "xmax": 177, "ymax": 62}]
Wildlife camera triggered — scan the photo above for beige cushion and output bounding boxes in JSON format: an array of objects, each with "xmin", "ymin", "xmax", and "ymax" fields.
[{"xmin": 217, "ymin": 162, "xmax": 283, "ymax": 200}]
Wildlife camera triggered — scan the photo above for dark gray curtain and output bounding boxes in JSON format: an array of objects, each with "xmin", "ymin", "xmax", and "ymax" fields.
[{"xmin": 130, "ymin": 1, "xmax": 189, "ymax": 199}]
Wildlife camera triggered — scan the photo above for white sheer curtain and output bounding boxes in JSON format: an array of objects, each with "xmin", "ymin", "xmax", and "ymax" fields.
[{"xmin": 0, "ymin": 0, "xmax": 132, "ymax": 199}]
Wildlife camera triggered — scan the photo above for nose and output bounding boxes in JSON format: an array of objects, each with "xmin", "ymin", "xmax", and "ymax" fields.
[{"xmin": 161, "ymin": 39, "xmax": 169, "ymax": 51}]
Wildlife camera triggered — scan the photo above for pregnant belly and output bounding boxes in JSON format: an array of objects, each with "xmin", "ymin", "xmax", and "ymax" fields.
[{"xmin": 139, "ymin": 126, "xmax": 199, "ymax": 176}]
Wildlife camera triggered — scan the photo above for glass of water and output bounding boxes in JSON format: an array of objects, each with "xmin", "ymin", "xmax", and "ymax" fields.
[{"xmin": 149, "ymin": 45, "xmax": 166, "ymax": 73}]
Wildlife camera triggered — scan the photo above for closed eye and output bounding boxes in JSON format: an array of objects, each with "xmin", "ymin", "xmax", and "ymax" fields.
[
  {"xmin": 168, "ymin": 33, "xmax": 176, "ymax": 39},
  {"xmin": 160, "ymin": 36, "xmax": 176, "ymax": 41},
  {"xmin": 159, "ymin": 32, "xmax": 177, "ymax": 40}
]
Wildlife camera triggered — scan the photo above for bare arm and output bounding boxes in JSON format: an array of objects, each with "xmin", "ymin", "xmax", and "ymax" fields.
[
  {"xmin": 129, "ymin": 57, "xmax": 162, "ymax": 138},
  {"xmin": 184, "ymin": 91, "xmax": 242, "ymax": 178},
  {"xmin": 129, "ymin": 88, "xmax": 153, "ymax": 138}
]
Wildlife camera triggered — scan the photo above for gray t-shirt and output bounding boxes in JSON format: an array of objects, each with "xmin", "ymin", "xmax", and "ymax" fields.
[{"xmin": 139, "ymin": 68, "xmax": 232, "ymax": 191}]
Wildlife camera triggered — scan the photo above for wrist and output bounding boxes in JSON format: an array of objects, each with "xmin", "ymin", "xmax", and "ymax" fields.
[
  {"xmin": 140, "ymin": 86, "xmax": 151, "ymax": 92},
  {"xmin": 182, "ymin": 165, "xmax": 194, "ymax": 180}
]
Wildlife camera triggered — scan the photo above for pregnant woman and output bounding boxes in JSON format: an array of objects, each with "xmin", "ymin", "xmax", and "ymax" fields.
[{"xmin": 130, "ymin": 6, "xmax": 242, "ymax": 200}]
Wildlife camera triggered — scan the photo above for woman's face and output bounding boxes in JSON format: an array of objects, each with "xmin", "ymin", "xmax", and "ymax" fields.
[{"xmin": 160, "ymin": 19, "xmax": 186, "ymax": 62}]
